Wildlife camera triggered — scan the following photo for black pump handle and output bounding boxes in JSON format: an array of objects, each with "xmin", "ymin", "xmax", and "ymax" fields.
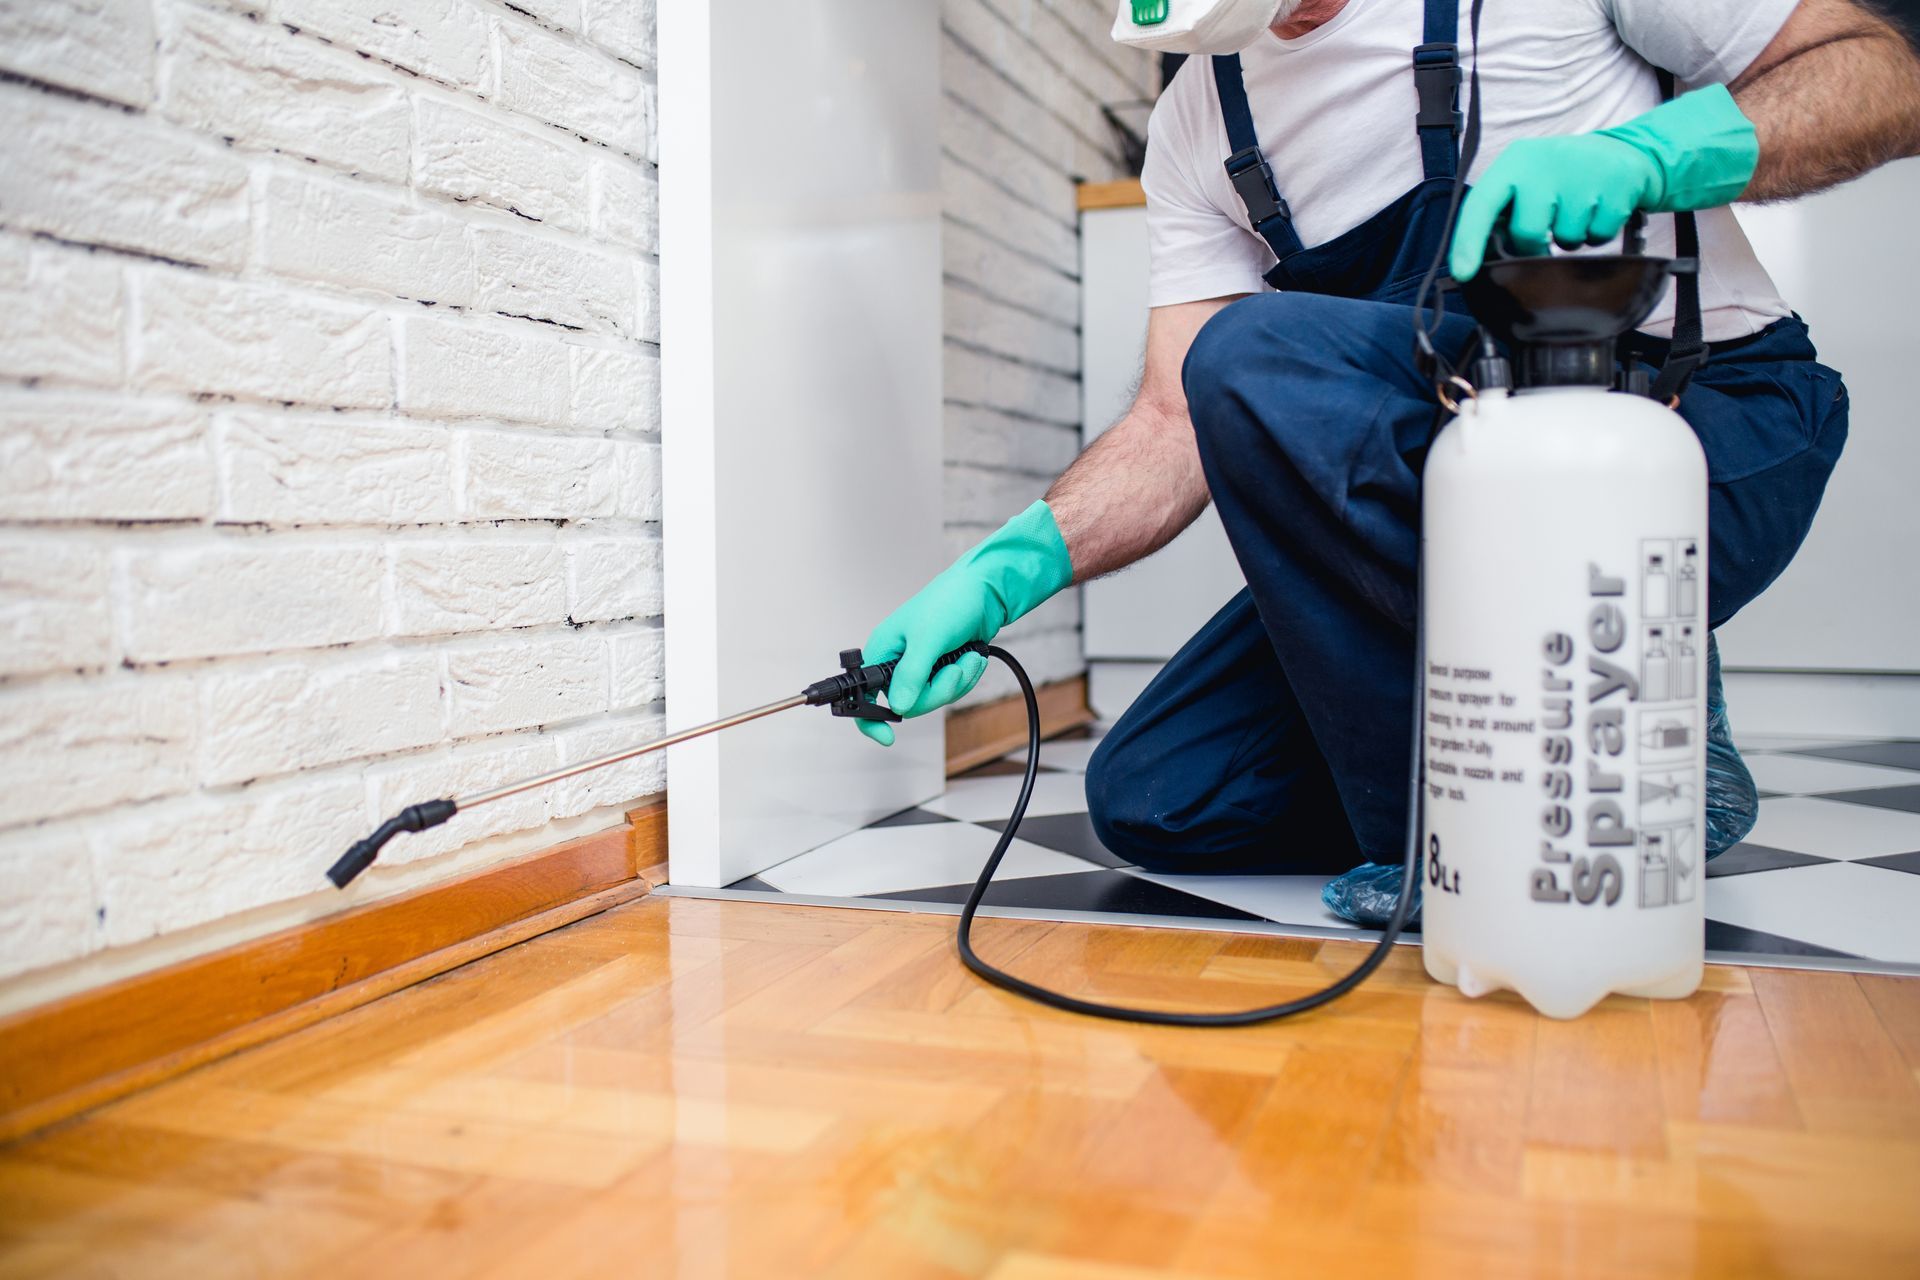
[{"xmin": 1484, "ymin": 209, "xmax": 1651, "ymax": 264}]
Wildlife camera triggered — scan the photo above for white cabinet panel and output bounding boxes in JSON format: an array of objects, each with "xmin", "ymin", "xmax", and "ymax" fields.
[
  {"xmin": 1080, "ymin": 202, "xmax": 1245, "ymax": 663},
  {"xmin": 1717, "ymin": 159, "xmax": 1920, "ymax": 674}
]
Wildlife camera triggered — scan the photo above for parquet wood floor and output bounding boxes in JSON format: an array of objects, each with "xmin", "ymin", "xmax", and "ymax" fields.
[{"xmin": 3, "ymin": 895, "xmax": 1917, "ymax": 1278}]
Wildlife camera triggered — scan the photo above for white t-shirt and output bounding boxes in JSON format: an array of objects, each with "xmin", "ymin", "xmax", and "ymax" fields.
[{"xmin": 1142, "ymin": 0, "xmax": 1797, "ymax": 339}]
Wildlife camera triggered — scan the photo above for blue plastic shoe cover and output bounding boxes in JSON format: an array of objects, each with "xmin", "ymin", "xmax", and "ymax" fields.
[
  {"xmin": 1704, "ymin": 631, "xmax": 1757, "ymax": 857},
  {"xmin": 1321, "ymin": 859, "xmax": 1422, "ymax": 928}
]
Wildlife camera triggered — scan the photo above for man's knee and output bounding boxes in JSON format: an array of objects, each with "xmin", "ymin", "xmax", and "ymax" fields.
[
  {"xmin": 1186, "ymin": 295, "xmax": 1309, "ymax": 407},
  {"xmin": 1182, "ymin": 292, "xmax": 1363, "ymax": 461},
  {"xmin": 1085, "ymin": 731, "xmax": 1189, "ymax": 873}
]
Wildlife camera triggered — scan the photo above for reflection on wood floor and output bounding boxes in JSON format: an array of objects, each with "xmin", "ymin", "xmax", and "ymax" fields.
[{"xmin": 2, "ymin": 895, "xmax": 1918, "ymax": 1278}]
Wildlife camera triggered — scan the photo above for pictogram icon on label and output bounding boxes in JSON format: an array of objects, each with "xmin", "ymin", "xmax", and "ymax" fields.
[{"xmin": 1638, "ymin": 709, "xmax": 1696, "ymax": 765}]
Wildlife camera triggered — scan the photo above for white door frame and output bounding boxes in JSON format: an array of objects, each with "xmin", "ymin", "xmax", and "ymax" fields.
[{"xmin": 657, "ymin": 1, "xmax": 947, "ymax": 886}]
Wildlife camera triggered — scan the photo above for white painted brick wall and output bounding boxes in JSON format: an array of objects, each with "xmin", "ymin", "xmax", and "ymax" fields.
[
  {"xmin": 216, "ymin": 414, "xmax": 457, "ymax": 526},
  {"xmin": 364, "ymin": 733, "xmax": 552, "ymax": 865},
  {"xmin": 0, "ymin": 678, "xmax": 198, "ymax": 828},
  {"xmin": 415, "ymin": 96, "xmax": 591, "ymax": 231},
  {"xmin": 388, "ymin": 540, "xmax": 568, "ymax": 636},
  {"xmin": 0, "ymin": 540, "xmax": 115, "ymax": 679},
  {"xmin": 0, "ymin": 0, "xmax": 159, "ymax": 108},
  {"xmin": 567, "ymin": 535, "xmax": 664, "ymax": 624},
  {"xmin": 400, "ymin": 316, "xmax": 571, "ymax": 427},
  {"xmin": 197, "ymin": 653, "xmax": 446, "ymax": 786},
  {"xmin": 549, "ymin": 709, "xmax": 666, "ymax": 820},
  {"xmin": 118, "ymin": 542, "xmax": 389, "ymax": 662},
  {"xmin": 90, "ymin": 774, "xmax": 371, "ymax": 946},
  {"xmin": 472, "ymin": 224, "xmax": 635, "ymax": 335},
  {"xmin": 462, "ymin": 431, "xmax": 619, "ymax": 520},
  {"xmin": 1, "ymin": 83, "xmax": 250, "ymax": 270},
  {"xmin": 134, "ymin": 266, "xmax": 394, "ymax": 408},
  {"xmin": 273, "ymin": 0, "xmax": 492, "ymax": 90},
  {"xmin": 0, "ymin": 0, "xmax": 662, "ymax": 987},
  {"xmin": 0, "ymin": 826, "xmax": 98, "ymax": 985},
  {"xmin": 160, "ymin": 6, "xmax": 412, "ymax": 183},
  {"xmin": 0, "ymin": 240, "xmax": 126, "ymax": 390},
  {"xmin": 258, "ymin": 169, "xmax": 477, "ymax": 307},
  {"xmin": 0, "ymin": 393, "xmax": 213, "ymax": 521},
  {"xmin": 495, "ymin": 17, "xmax": 653, "ymax": 158},
  {"xmin": 939, "ymin": 0, "xmax": 1158, "ymax": 701},
  {"xmin": 445, "ymin": 633, "xmax": 607, "ymax": 738}
]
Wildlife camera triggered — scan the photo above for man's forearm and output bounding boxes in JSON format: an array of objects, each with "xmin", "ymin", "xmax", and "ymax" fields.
[
  {"xmin": 1734, "ymin": 0, "xmax": 1920, "ymax": 201},
  {"xmin": 1045, "ymin": 405, "xmax": 1212, "ymax": 584}
]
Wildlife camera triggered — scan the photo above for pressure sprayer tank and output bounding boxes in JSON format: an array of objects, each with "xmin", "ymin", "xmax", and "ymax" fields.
[{"xmin": 1421, "ymin": 248, "xmax": 1708, "ymax": 1019}]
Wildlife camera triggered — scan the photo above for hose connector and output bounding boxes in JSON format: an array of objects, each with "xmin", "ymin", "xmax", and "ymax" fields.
[{"xmin": 801, "ymin": 642, "xmax": 989, "ymax": 721}]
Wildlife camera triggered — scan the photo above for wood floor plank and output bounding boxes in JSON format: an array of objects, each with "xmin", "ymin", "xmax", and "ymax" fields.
[
  {"xmin": 1526, "ymin": 997, "xmax": 1667, "ymax": 1155},
  {"xmin": 1650, "ymin": 989, "xmax": 1803, "ymax": 1130},
  {"xmin": 0, "ymin": 1156, "xmax": 382, "ymax": 1280},
  {"xmin": 1168, "ymin": 1042, "xmax": 1412, "ymax": 1275},
  {"xmin": 1858, "ymin": 972, "xmax": 1920, "ymax": 1073},
  {"xmin": 287, "ymin": 1172, "xmax": 584, "ymax": 1280},
  {"xmin": 1750, "ymin": 968, "xmax": 1920, "ymax": 1136},
  {"xmin": 718, "ymin": 920, "xmax": 953, "ymax": 1033},
  {"xmin": 102, "ymin": 1083, "xmax": 657, "ymax": 1189},
  {"xmin": 1373, "ymin": 993, "xmax": 1536, "ymax": 1196},
  {"xmin": 4, "ymin": 1118, "xmax": 493, "ymax": 1225},
  {"xmin": 3, "ymin": 895, "xmax": 1917, "ymax": 1279}
]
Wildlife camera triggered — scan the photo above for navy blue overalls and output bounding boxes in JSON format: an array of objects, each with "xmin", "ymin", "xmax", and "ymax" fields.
[{"xmin": 1085, "ymin": 0, "xmax": 1850, "ymax": 875}]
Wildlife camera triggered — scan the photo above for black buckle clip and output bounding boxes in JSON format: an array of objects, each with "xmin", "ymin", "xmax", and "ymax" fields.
[
  {"xmin": 1224, "ymin": 146, "xmax": 1291, "ymax": 229},
  {"xmin": 1412, "ymin": 42, "xmax": 1462, "ymax": 135}
]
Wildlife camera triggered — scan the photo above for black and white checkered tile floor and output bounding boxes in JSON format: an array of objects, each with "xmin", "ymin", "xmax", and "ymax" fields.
[{"xmin": 699, "ymin": 727, "xmax": 1920, "ymax": 975}]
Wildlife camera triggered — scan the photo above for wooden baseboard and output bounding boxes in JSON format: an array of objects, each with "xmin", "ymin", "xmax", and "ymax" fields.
[
  {"xmin": 0, "ymin": 800, "xmax": 667, "ymax": 1144},
  {"xmin": 945, "ymin": 673, "xmax": 1095, "ymax": 776}
]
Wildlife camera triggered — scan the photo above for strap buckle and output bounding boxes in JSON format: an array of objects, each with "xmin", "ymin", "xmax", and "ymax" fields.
[
  {"xmin": 1412, "ymin": 42, "xmax": 1462, "ymax": 134},
  {"xmin": 1224, "ymin": 146, "xmax": 1291, "ymax": 230}
]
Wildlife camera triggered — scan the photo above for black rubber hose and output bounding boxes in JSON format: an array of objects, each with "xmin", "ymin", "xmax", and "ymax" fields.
[{"xmin": 954, "ymin": 643, "xmax": 1422, "ymax": 1026}]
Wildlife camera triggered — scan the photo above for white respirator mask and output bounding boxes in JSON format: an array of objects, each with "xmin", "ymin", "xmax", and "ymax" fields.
[{"xmin": 1111, "ymin": 0, "xmax": 1292, "ymax": 54}]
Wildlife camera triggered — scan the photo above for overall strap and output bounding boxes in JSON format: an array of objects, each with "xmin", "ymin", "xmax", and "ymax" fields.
[
  {"xmin": 1211, "ymin": 53, "xmax": 1305, "ymax": 263},
  {"xmin": 1649, "ymin": 69, "xmax": 1707, "ymax": 404},
  {"xmin": 1412, "ymin": 0, "xmax": 1463, "ymax": 180}
]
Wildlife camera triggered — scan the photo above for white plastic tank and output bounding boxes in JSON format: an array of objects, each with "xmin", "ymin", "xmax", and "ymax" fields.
[{"xmin": 1421, "ymin": 380, "xmax": 1708, "ymax": 1018}]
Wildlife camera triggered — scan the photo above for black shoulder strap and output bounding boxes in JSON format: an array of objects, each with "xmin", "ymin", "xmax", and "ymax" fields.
[
  {"xmin": 1412, "ymin": 0, "xmax": 1462, "ymax": 180},
  {"xmin": 1649, "ymin": 70, "xmax": 1706, "ymax": 405},
  {"xmin": 1211, "ymin": 54, "xmax": 1305, "ymax": 264}
]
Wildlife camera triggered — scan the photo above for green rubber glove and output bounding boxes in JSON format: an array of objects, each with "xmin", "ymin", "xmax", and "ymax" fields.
[
  {"xmin": 856, "ymin": 500, "xmax": 1074, "ymax": 746},
  {"xmin": 1451, "ymin": 84, "xmax": 1759, "ymax": 281}
]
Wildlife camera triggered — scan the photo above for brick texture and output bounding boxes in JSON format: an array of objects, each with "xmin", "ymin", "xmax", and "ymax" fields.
[
  {"xmin": 938, "ymin": 0, "xmax": 1157, "ymax": 701},
  {"xmin": 0, "ymin": 0, "xmax": 1143, "ymax": 987},
  {"xmin": 0, "ymin": 0, "xmax": 158, "ymax": 108},
  {"xmin": 0, "ymin": 0, "xmax": 663, "ymax": 986}
]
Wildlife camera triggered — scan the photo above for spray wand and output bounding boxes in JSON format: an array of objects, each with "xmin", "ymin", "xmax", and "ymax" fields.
[
  {"xmin": 332, "ymin": 634, "xmax": 1419, "ymax": 1029},
  {"xmin": 327, "ymin": 642, "xmax": 987, "ymax": 888}
]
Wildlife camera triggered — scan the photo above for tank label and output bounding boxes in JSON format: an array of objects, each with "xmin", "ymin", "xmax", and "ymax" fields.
[{"xmin": 1425, "ymin": 537, "xmax": 1704, "ymax": 914}]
